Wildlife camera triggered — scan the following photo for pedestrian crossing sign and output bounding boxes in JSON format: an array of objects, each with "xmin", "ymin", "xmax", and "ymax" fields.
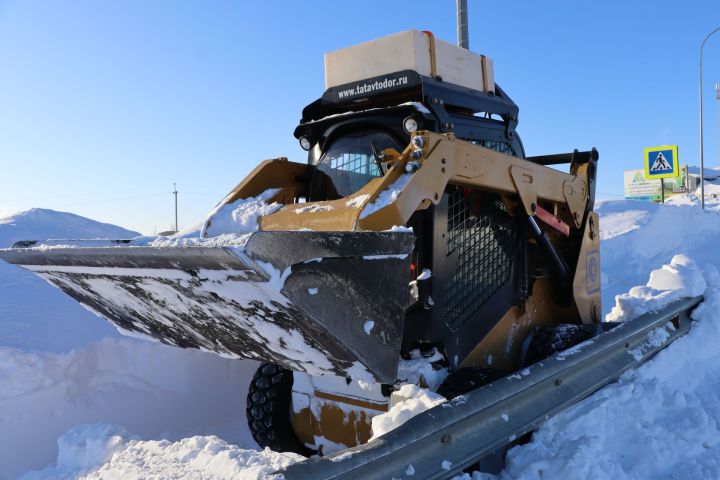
[{"xmin": 644, "ymin": 145, "xmax": 679, "ymax": 179}]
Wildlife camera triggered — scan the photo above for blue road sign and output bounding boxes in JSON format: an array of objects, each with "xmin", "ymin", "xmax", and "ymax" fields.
[{"xmin": 644, "ymin": 145, "xmax": 679, "ymax": 179}]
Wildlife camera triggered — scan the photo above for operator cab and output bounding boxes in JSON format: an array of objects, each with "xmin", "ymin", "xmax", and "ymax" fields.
[{"xmin": 309, "ymin": 130, "xmax": 399, "ymax": 200}]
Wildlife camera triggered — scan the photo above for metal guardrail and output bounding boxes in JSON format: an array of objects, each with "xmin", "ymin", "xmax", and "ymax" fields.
[{"xmin": 280, "ymin": 296, "xmax": 702, "ymax": 480}]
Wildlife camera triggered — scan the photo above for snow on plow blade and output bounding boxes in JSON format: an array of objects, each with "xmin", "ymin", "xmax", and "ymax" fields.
[{"xmin": 0, "ymin": 231, "xmax": 415, "ymax": 383}]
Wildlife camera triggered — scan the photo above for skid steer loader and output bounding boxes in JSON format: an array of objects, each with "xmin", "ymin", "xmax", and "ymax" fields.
[{"xmin": 0, "ymin": 30, "xmax": 600, "ymax": 455}]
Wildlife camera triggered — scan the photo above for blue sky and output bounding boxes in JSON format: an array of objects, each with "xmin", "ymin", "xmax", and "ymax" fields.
[{"xmin": 1, "ymin": 0, "xmax": 719, "ymax": 234}]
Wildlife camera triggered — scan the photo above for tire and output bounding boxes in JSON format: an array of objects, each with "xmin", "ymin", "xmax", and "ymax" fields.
[{"xmin": 246, "ymin": 362, "xmax": 314, "ymax": 456}]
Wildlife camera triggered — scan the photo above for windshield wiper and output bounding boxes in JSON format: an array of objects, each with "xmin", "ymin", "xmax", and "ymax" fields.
[{"xmin": 370, "ymin": 140, "xmax": 385, "ymax": 175}]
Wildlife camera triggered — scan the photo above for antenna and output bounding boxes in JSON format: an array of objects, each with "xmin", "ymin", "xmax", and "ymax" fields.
[
  {"xmin": 173, "ymin": 183, "xmax": 178, "ymax": 233},
  {"xmin": 456, "ymin": 0, "xmax": 469, "ymax": 49}
]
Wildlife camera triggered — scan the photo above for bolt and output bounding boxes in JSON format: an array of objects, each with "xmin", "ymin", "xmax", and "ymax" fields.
[
  {"xmin": 554, "ymin": 379, "xmax": 562, "ymax": 386},
  {"xmin": 405, "ymin": 161, "xmax": 420, "ymax": 173},
  {"xmin": 441, "ymin": 434, "xmax": 452, "ymax": 443}
]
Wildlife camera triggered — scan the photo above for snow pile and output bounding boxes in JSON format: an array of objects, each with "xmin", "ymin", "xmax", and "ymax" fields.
[
  {"xmin": 487, "ymin": 263, "xmax": 720, "ymax": 480},
  {"xmin": 454, "ymin": 199, "xmax": 720, "ymax": 480},
  {"xmin": 370, "ymin": 384, "xmax": 446, "ymax": 440},
  {"xmin": 360, "ymin": 174, "xmax": 412, "ymax": 219},
  {"xmin": 20, "ymin": 424, "xmax": 136, "ymax": 479},
  {"xmin": 0, "ymin": 337, "xmax": 258, "ymax": 478},
  {"xmin": 597, "ymin": 199, "xmax": 720, "ymax": 312},
  {"xmin": 200, "ymin": 188, "xmax": 282, "ymax": 239},
  {"xmin": 21, "ymin": 425, "xmax": 302, "ymax": 480},
  {"xmin": 606, "ymin": 254, "xmax": 706, "ymax": 322},
  {"xmin": 138, "ymin": 189, "xmax": 283, "ymax": 247},
  {"xmin": 396, "ymin": 348, "xmax": 448, "ymax": 391}
]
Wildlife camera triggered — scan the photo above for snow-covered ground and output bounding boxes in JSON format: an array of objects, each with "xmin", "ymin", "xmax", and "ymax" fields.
[
  {"xmin": 0, "ymin": 209, "xmax": 259, "ymax": 479},
  {"xmin": 5, "ymin": 195, "xmax": 720, "ymax": 479}
]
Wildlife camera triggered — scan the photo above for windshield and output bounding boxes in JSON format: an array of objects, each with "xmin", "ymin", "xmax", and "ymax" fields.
[{"xmin": 310, "ymin": 131, "xmax": 401, "ymax": 200}]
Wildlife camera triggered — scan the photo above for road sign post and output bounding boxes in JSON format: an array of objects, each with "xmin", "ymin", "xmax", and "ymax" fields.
[{"xmin": 661, "ymin": 178, "xmax": 665, "ymax": 203}]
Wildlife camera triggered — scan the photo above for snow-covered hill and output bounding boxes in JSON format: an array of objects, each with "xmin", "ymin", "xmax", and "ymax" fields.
[
  {"xmin": 0, "ymin": 208, "xmax": 139, "ymax": 248},
  {"xmin": 0, "ymin": 209, "xmax": 258, "ymax": 480}
]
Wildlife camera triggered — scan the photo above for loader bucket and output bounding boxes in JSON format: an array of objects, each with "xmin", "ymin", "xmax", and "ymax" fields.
[{"xmin": 0, "ymin": 231, "xmax": 414, "ymax": 383}]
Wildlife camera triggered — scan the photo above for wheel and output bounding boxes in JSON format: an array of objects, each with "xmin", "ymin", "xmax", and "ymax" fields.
[
  {"xmin": 246, "ymin": 362, "xmax": 314, "ymax": 456},
  {"xmin": 522, "ymin": 324, "xmax": 598, "ymax": 366}
]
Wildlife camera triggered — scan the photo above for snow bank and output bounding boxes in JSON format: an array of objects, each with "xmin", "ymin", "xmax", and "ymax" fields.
[
  {"xmin": 606, "ymin": 254, "xmax": 706, "ymax": 322},
  {"xmin": 455, "ymin": 239, "xmax": 720, "ymax": 479},
  {"xmin": 1, "ymin": 337, "xmax": 258, "ymax": 479},
  {"xmin": 597, "ymin": 199, "xmax": 720, "ymax": 317},
  {"xmin": 21, "ymin": 425, "xmax": 302, "ymax": 480},
  {"xmin": 20, "ymin": 424, "xmax": 136, "ymax": 479},
  {"xmin": 370, "ymin": 384, "xmax": 446, "ymax": 440},
  {"xmin": 491, "ymin": 265, "xmax": 720, "ymax": 479}
]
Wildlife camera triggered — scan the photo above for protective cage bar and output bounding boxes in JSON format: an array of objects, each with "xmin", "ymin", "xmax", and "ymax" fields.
[{"xmin": 280, "ymin": 296, "xmax": 702, "ymax": 479}]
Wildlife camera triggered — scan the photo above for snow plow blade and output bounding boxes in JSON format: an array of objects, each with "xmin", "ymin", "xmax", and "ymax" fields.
[{"xmin": 0, "ymin": 231, "xmax": 414, "ymax": 382}]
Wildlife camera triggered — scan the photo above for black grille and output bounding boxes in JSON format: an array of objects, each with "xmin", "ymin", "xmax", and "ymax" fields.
[{"xmin": 445, "ymin": 188, "xmax": 517, "ymax": 331}]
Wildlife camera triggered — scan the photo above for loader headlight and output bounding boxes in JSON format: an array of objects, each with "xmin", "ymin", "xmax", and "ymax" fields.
[
  {"xmin": 299, "ymin": 136, "xmax": 312, "ymax": 151},
  {"xmin": 403, "ymin": 116, "xmax": 418, "ymax": 134}
]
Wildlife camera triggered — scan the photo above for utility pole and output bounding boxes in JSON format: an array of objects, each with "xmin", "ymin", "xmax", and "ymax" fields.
[
  {"xmin": 173, "ymin": 183, "xmax": 178, "ymax": 233},
  {"xmin": 716, "ymin": 83, "xmax": 720, "ymax": 163},
  {"xmin": 699, "ymin": 26, "xmax": 720, "ymax": 210},
  {"xmin": 456, "ymin": 0, "xmax": 469, "ymax": 49}
]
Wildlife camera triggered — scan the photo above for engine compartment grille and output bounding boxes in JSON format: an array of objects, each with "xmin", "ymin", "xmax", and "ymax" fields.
[{"xmin": 445, "ymin": 188, "xmax": 517, "ymax": 331}]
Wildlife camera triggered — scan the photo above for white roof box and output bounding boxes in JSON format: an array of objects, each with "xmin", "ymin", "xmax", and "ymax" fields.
[{"xmin": 324, "ymin": 29, "xmax": 494, "ymax": 94}]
